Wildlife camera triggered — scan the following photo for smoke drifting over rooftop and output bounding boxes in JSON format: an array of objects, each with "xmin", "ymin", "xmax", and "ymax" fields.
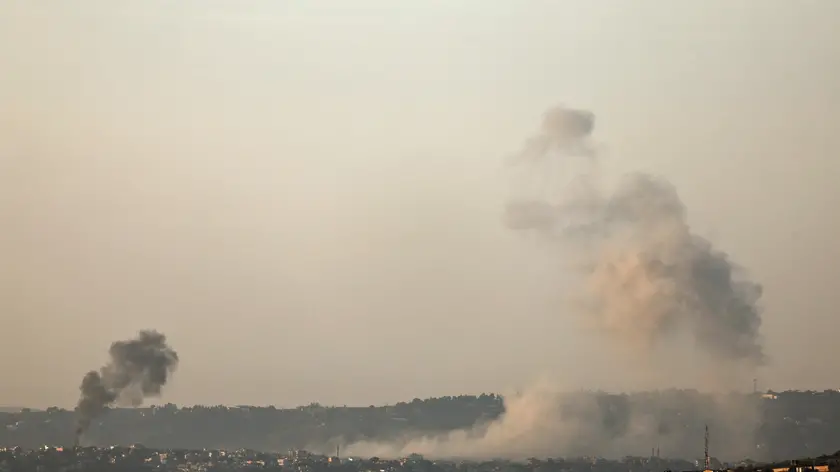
[{"xmin": 75, "ymin": 330, "xmax": 179, "ymax": 442}]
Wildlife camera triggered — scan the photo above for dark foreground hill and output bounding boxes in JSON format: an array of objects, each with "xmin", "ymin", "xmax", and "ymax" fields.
[{"xmin": 2, "ymin": 390, "xmax": 839, "ymax": 462}]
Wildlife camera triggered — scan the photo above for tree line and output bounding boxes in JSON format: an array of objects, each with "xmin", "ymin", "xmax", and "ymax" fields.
[{"xmin": 2, "ymin": 391, "xmax": 839, "ymax": 461}]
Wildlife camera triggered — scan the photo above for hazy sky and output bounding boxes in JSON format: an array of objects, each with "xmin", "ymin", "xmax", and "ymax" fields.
[{"xmin": 1, "ymin": 1, "xmax": 839, "ymax": 409}]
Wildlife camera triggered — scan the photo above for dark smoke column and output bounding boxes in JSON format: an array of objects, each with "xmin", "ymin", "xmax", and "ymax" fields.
[{"xmin": 74, "ymin": 330, "xmax": 179, "ymax": 446}]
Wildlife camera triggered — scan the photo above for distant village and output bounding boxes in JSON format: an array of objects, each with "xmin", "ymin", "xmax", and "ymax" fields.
[{"xmin": 2, "ymin": 445, "xmax": 840, "ymax": 472}]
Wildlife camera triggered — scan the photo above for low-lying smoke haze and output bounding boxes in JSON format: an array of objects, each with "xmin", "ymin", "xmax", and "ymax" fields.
[
  {"xmin": 1, "ymin": 1, "xmax": 839, "ymax": 413},
  {"xmin": 339, "ymin": 385, "xmax": 761, "ymax": 461}
]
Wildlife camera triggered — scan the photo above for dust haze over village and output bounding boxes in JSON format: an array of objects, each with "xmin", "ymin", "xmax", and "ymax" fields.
[{"xmin": 2, "ymin": 0, "xmax": 840, "ymax": 466}]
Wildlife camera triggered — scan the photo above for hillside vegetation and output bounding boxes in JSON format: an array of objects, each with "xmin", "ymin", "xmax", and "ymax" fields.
[{"xmin": 1, "ymin": 391, "xmax": 837, "ymax": 461}]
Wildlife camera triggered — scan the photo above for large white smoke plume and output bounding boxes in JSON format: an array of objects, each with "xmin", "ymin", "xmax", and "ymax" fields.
[
  {"xmin": 504, "ymin": 105, "xmax": 763, "ymax": 363},
  {"xmin": 340, "ymin": 105, "xmax": 765, "ymax": 460}
]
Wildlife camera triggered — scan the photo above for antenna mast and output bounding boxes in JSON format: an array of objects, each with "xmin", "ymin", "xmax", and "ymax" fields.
[{"xmin": 704, "ymin": 424, "xmax": 710, "ymax": 470}]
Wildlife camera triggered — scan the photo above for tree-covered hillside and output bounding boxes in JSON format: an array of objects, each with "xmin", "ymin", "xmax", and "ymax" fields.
[{"xmin": 1, "ymin": 391, "xmax": 838, "ymax": 462}]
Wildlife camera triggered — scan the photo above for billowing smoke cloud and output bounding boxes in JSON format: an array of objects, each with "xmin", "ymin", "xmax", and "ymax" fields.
[
  {"xmin": 338, "ymin": 105, "xmax": 765, "ymax": 460},
  {"xmin": 505, "ymin": 105, "xmax": 764, "ymax": 363},
  {"xmin": 75, "ymin": 330, "xmax": 179, "ymax": 443}
]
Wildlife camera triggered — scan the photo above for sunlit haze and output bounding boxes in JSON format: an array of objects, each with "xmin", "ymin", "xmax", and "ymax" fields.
[{"xmin": 2, "ymin": 1, "xmax": 839, "ymax": 410}]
